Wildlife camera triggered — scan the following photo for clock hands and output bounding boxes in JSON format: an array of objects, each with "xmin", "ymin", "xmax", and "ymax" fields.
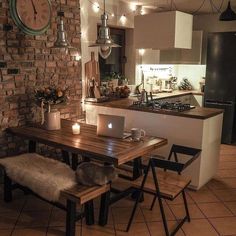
[{"xmin": 30, "ymin": 0, "xmax": 37, "ymax": 20}]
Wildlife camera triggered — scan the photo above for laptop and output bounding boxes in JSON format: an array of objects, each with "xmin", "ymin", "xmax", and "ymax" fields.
[{"xmin": 97, "ymin": 114, "xmax": 131, "ymax": 139}]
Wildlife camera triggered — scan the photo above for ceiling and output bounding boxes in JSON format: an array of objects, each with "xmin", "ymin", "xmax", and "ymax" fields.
[{"xmin": 121, "ymin": 0, "xmax": 236, "ymax": 15}]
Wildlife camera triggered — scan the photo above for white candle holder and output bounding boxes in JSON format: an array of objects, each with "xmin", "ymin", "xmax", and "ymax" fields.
[{"xmin": 72, "ymin": 123, "xmax": 80, "ymax": 134}]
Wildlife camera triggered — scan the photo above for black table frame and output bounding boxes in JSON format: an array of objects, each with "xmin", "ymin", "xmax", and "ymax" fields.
[{"xmin": 28, "ymin": 139, "xmax": 143, "ymax": 226}]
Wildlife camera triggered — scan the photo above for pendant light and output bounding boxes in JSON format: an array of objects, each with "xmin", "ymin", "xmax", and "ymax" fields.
[
  {"xmin": 52, "ymin": 3, "xmax": 76, "ymax": 50},
  {"xmin": 219, "ymin": 1, "xmax": 236, "ymax": 21},
  {"xmin": 89, "ymin": 0, "xmax": 120, "ymax": 59}
]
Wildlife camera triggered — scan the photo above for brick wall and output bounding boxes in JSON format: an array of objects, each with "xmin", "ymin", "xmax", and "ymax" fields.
[{"xmin": 0, "ymin": 0, "xmax": 82, "ymax": 157}]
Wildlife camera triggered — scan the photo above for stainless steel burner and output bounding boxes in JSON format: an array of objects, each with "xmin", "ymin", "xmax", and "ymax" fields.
[{"xmin": 131, "ymin": 100, "xmax": 195, "ymax": 112}]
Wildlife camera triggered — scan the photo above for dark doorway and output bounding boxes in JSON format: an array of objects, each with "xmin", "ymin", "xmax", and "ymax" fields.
[{"xmin": 98, "ymin": 27, "xmax": 126, "ymax": 80}]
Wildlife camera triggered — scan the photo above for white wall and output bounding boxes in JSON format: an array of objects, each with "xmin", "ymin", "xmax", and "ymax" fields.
[
  {"xmin": 135, "ymin": 64, "xmax": 206, "ymax": 91},
  {"xmin": 193, "ymin": 14, "xmax": 236, "ymax": 32},
  {"xmin": 174, "ymin": 65, "xmax": 206, "ymax": 90}
]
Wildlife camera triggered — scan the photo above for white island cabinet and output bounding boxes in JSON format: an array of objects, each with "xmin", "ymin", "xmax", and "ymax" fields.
[{"xmin": 85, "ymin": 99, "xmax": 223, "ymax": 190}]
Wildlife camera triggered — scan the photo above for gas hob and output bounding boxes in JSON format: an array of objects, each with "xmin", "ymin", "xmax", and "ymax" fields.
[{"xmin": 130, "ymin": 100, "xmax": 195, "ymax": 112}]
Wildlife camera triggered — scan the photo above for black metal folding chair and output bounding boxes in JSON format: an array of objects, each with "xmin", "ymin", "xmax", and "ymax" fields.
[{"xmin": 126, "ymin": 145, "xmax": 201, "ymax": 236}]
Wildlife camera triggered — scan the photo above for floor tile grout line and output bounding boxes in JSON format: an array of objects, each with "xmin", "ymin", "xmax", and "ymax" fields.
[
  {"xmin": 164, "ymin": 198, "xmax": 186, "ymax": 236},
  {"xmin": 184, "ymin": 186, "xmax": 222, "ymax": 235},
  {"xmin": 139, "ymin": 203, "xmax": 153, "ymax": 236},
  {"xmin": 45, "ymin": 205, "xmax": 54, "ymax": 236},
  {"xmin": 10, "ymin": 195, "xmax": 28, "ymax": 235},
  {"xmin": 192, "ymin": 190, "xmax": 222, "ymax": 236},
  {"xmin": 207, "ymin": 181, "xmax": 236, "ymax": 218},
  {"xmin": 110, "ymin": 205, "xmax": 117, "ymax": 236}
]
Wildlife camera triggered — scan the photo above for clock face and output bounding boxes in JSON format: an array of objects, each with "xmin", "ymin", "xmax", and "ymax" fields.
[{"xmin": 10, "ymin": 0, "xmax": 51, "ymax": 35}]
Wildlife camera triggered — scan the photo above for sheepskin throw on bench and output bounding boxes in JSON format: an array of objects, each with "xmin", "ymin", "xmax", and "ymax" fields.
[{"xmin": 0, "ymin": 153, "xmax": 77, "ymax": 202}]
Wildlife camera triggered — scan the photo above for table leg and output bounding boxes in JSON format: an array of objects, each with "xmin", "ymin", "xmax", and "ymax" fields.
[
  {"xmin": 98, "ymin": 191, "xmax": 110, "ymax": 226},
  {"xmin": 62, "ymin": 150, "xmax": 70, "ymax": 166},
  {"xmin": 132, "ymin": 157, "xmax": 144, "ymax": 201},
  {"xmin": 133, "ymin": 157, "xmax": 143, "ymax": 180},
  {"xmin": 71, "ymin": 153, "xmax": 78, "ymax": 170},
  {"xmin": 28, "ymin": 140, "xmax": 36, "ymax": 153}
]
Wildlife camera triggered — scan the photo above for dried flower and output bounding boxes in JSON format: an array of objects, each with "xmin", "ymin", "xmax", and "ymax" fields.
[{"xmin": 35, "ymin": 86, "xmax": 68, "ymax": 106}]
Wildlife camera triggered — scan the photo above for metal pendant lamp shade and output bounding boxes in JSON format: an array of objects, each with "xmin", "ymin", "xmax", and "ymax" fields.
[
  {"xmin": 219, "ymin": 1, "xmax": 236, "ymax": 21},
  {"xmin": 52, "ymin": 11, "xmax": 76, "ymax": 50},
  {"xmin": 54, "ymin": 16, "xmax": 70, "ymax": 48},
  {"xmin": 89, "ymin": 0, "xmax": 120, "ymax": 59}
]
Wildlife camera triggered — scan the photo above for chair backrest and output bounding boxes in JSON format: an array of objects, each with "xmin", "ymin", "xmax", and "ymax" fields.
[
  {"xmin": 169, "ymin": 144, "xmax": 201, "ymax": 159},
  {"xmin": 167, "ymin": 144, "xmax": 201, "ymax": 173},
  {"xmin": 139, "ymin": 145, "xmax": 201, "ymax": 198}
]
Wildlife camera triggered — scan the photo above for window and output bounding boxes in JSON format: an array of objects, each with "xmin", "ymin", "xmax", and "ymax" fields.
[{"xmin": 98, "ymin": 27, "xmax": 126, "ymax": 80}]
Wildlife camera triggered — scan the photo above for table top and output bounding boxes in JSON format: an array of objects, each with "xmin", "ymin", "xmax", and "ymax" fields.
[{"xmin": 7, "ymin": 119, "xmax": 167, "ymax": 166}]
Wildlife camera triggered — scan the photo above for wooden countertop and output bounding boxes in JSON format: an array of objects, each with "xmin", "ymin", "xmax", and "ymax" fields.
[{"xmin": 86, "ymin": 97, "xmax": 223, "ymax": 120}]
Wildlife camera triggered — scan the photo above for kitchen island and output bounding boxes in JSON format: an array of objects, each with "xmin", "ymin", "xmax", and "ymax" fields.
[{"xmin": 85, "ymin": 97, "xmax": 223, "ymax": 190}]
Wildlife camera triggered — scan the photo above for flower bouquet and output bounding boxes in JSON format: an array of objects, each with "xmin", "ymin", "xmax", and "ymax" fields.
[{"xmin": 35, "ymin": 86, "xmax": 68, "ymax": 130}]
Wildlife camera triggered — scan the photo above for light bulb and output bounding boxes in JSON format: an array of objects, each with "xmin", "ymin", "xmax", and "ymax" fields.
[
  {"xmin": 92, "ymin": 2, "xmax": 100, "ymax": 13},
  {"xmin": 99, "ymin": 46, "xmax": 112, "ymax": 59},
  {"xmin": 130, "ymin": 3, "xmax": 137, "ymax": 12},
  {"xmin": 140, "ymin": 8, "xmax": 145, "ymax": 15},
  {"xmin": 120, "ymin": 15, "xmax": 126, "ymax": 24},
  {"xmin": 75, "ymin": 53, "xmax": 81, "ymax": 61},
  {"xmin": 139, "ymin": 49, "xmax": 145, "ymax": 56}
]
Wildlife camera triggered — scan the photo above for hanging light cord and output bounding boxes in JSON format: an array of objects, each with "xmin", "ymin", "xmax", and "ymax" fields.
[
  {"xmin": 210, "ymin": 0, "xmax": 225, "ymax": 13},
  {"xmin": 86, "ymin": 0, "xmax": 225, "ymax": 16}
]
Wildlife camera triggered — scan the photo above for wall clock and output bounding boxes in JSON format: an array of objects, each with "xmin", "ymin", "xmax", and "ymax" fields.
[{"xmin": 9, "ymin": 0, "xmax": 52, "ymax": 35}]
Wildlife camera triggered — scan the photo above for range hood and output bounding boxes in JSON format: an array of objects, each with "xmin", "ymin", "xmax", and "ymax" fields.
[{"xmin": 134, "ymin": 11, "xmax": 193, "ymax": 50}]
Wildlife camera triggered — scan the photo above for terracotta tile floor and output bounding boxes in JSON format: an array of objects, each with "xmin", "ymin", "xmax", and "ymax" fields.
[{"xmin": 1, "ymin": 144, "xmax": 236, "ymax": 235}]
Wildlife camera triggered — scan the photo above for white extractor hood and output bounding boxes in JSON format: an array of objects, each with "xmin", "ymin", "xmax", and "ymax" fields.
[{"xmin": 134, "ymin": 11, "xmax": 193, "ymax": 50}]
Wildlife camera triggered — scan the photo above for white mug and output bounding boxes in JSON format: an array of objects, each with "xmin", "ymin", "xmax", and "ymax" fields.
[{"xmin": 131, "ymin": 128, "xmax": 146, "ymax": 141}]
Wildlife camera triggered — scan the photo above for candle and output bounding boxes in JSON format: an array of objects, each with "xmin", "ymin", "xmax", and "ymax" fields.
[{"xmin": 72, "ymin": 123, "xmax": 80, "ymax": 134}]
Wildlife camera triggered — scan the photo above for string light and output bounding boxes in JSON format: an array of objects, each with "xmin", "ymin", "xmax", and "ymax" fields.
[
  {"xmin": 92, "ymin": 2, "xmax": 100, "ymax": 13},
  {"xmin": 75, "ymin": 53, "xmax": 82, "ymax": 61},
  {"xmin": 120, "ymin": 14, "xmax": 127, "ymax": 24},
  {"xmin": 87, "ymin": 0, "xmax": 136, "ymax": 17},
  {"xmin": 139, "ymin": 49, "xmax": 145, "ymax": 56},
  {"xmin": 86, "ymin": 0, "xmax": 225, "ymax": 17},
  {"xmin": 130, "ymin": 3, "xmax": 137, "ymax": 12},
  {"xmin": 140, "ymin": 8, "xmax": 145, "ymax": 15}
]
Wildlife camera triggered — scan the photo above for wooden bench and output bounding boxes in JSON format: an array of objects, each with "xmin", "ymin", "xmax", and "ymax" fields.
[{"xmin": 0, "ymin": 153, "xmax": 110, "ymax": 236}]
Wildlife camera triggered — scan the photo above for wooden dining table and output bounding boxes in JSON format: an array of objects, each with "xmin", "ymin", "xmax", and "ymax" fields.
[{"xmin": 7, "ymin": 119, "xmax": 167, "ymax": 225}]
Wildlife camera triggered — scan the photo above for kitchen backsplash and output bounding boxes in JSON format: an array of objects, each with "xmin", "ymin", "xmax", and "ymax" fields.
[{"xmin": 135, "ymin": 64, "xmax": 206, "ymax": 91}]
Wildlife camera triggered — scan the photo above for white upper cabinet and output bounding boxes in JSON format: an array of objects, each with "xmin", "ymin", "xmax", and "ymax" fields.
[
  {"xmin": 134, "ymin": 11, "xmax": 193, "ymax": 50},
  {"xmin": 160, "ymin": 31, "xmax": 204, "ymax": 64},
  {"xmin": 138, "ymin": 31, "xmax": 204, "ymax": 65}
]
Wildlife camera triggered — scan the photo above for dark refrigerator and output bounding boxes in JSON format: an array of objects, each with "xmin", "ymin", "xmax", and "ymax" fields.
[{"xmin": 204, "ymin": 32, "xmax": 236, "ymax": 144}]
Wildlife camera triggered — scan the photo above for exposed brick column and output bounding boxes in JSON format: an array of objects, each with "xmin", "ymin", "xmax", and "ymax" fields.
[{"xmin": 0, "ymin": 0, "xmax": 82, "ymax": 157}]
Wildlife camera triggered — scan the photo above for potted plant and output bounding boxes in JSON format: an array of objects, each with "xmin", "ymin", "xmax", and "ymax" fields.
[{"xmin": 35, "ymin": 86, "xmax": 68, "ymax": 130}]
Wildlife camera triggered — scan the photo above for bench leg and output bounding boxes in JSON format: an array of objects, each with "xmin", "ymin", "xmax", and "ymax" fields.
[
  {"xmin": 84, "ymin": 200, "xmax": 94, "ymax": 225},
  {"xmin": 99, "ymin": 191, "xmax": 110, "ymax": 226},
  {"xmin": 66, "ymin": 200, "xmax": 76, "ymax": 236},
  {"xmin": 4, "ymin": 172, "xmax": 12, "ymax": 202}
]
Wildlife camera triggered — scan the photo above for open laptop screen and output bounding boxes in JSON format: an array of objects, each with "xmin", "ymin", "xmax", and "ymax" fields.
[{"xmin": 97, "ymin": 114, "xmax": 126, "ymax": 139}]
